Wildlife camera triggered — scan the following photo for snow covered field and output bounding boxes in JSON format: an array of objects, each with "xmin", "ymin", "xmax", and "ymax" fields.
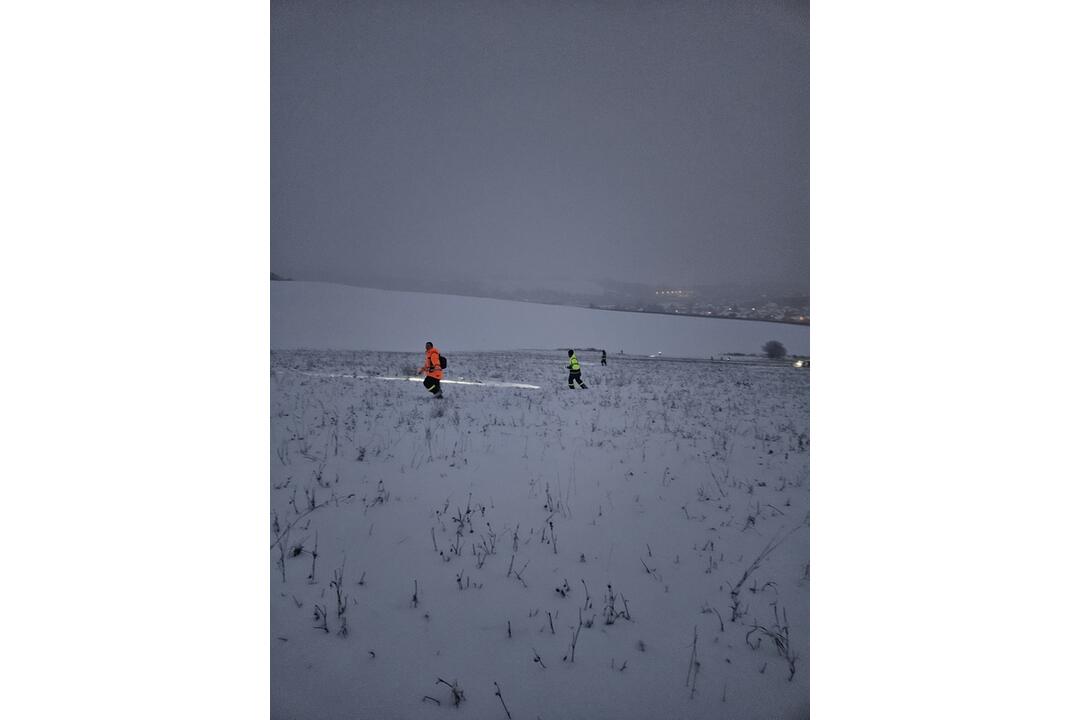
[
  {"xmin": 271, "ymin": 281, "xmax": 810, "ymax": 358},
  {"xmin": 270, "ymin": 348, "xmax": 809, "ymax": 719}
]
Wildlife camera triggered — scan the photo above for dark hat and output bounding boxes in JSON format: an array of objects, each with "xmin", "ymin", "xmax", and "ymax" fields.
[
  {"xmin": 426, "ymin": 341, "xmax": 433, "ymax": 349},
  {"xmin": 567, "ymin": 349, "xmax": 574, "ymax": 356}
]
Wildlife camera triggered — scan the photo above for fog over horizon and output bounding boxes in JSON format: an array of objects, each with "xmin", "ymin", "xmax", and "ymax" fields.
[{"xmin": 272, "ymin": 0, "xmax": 808, "ymax": 303}]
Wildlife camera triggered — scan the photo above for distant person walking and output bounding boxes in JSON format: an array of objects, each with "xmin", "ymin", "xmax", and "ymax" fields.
[
  {"xmin": 566, "ymin": 349, "xmax": 588, "ymax": 389},
  {"xmin": 601, "ymin": 349, "xmax": 607, "ymax": 366},
  {"xmin": 418, "ymin": 341, "xmax": 444, "ymax": 398}
]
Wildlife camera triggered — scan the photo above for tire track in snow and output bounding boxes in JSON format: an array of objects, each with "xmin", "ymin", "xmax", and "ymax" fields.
[{"xmin": 281, "ymin": 368, "xmax": 541, "ymax": 390}]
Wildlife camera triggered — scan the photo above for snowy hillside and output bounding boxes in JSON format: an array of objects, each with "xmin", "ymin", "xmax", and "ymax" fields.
[
  {"xmin": 271, "ymin": 281, "xmax": 809, "ymax": 358},
  {"xmin": 271, "ymin": 349, "xmax": 809, "ymax": 719}
]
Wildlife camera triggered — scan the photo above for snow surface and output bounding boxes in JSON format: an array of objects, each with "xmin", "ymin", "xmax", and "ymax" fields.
[
  {"xmin": 271, "ymin": 281, "xmax": 809, "ymax": 358},
  {"xmin": 271, "ymin": 346, "xmax": 809, "ymax": 719}
]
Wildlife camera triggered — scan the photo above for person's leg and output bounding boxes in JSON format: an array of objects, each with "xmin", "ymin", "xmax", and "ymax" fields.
[
  {"xmin": 568, "ymin": 371, "xmax": 575, "ymax": 389},
  {"xmin": 433, "ymin": 378, "xmax": 443, "ymax": 397},
  {"xmin": 423, "ymin": 376, "xmax": 438, "ymax": 395}
]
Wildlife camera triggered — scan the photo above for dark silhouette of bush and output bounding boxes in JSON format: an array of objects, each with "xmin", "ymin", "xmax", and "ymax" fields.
[{"xmin": 763, "ymin": 340, "xmax": 787, "ymax": 359}]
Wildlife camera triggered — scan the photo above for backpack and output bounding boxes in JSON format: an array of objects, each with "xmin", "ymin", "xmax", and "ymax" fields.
[{"xmin": 439, "ymin": 353, "xmax": 448, "ymax": 369}]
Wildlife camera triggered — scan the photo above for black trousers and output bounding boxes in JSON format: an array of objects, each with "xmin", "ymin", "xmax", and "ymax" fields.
[
  {"xmin": 423, "ymin": 376, "xmax": 442, "ymax": 394},
  {"xmin": 568, "ymin": 371, "xmax": 587, "ymax": 388}
]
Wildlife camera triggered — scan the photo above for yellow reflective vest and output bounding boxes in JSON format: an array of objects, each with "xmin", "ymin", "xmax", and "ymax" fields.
[{"xmin": 568, "ymin": 354, "xmax": 581, "ymax": 372}]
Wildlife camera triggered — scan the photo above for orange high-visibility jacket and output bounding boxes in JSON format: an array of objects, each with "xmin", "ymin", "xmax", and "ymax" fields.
[{"xmin": 424, "ymin": 347, "xmax": 443, "ymax": 380}]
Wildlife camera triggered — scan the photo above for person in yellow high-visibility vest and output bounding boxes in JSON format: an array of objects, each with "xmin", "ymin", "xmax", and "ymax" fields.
[{"xmin": 566, "ymin": 349, "xmax": 588, "ymax": 389}]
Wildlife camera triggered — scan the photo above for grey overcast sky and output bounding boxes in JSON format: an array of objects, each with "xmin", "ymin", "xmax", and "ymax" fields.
[{"xmin": 272, "ymin": 0, "xmax": 808, "ymax": 296}]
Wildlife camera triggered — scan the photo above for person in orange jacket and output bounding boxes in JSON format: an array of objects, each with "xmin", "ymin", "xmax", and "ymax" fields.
[{"xmin": 418, "ymin": 341, "xmax": 444, "ymax": 398}]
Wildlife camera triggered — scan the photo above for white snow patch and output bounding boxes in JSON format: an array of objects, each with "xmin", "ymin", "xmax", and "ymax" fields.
[{"xmin": 271, "ymin": 281, "xmax": 809, "ymax": 358}]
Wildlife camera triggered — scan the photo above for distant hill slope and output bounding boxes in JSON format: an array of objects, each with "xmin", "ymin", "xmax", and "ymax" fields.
[
  {"xmin": 270, "ymin": 272, "xmax": 290, "ymax": 281},
  {"xmin": 271, "ymin": 281, "xmax": 809, "ymax": 357}
]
